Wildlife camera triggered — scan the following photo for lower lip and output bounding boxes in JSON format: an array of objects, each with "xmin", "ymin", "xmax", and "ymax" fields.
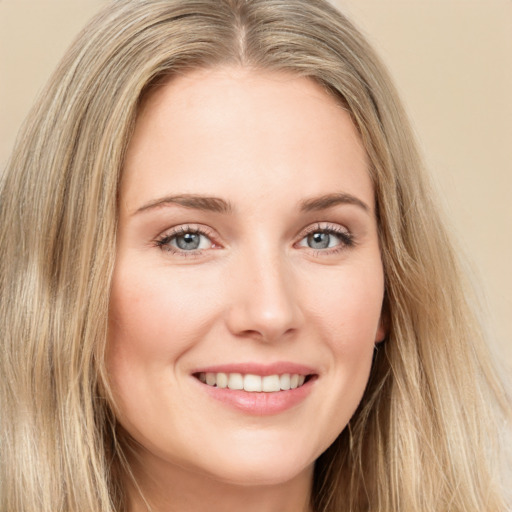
[{"xmin": 195, "ymin": 377, "xmax": 316, "ymax": 415}]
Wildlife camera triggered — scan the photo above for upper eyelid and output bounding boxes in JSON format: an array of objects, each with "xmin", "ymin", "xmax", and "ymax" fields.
[
  {"xmin": 158, "ymin": 221, "xmax": 349, "ymax": 237},
  {"xmin": 296, "ymin": 222, "xmax": 351, "ymax": 238},
  {"xmin": 158, "ymin": 224, "xmax": 216, "ymax": 239}
]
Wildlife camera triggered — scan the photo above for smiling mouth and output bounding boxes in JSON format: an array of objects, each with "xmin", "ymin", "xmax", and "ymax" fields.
[{"xmin": 194, "ymin": 372, "xmax": 314, "ymax": 392}]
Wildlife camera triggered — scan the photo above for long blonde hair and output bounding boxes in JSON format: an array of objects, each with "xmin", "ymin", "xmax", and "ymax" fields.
[{"xmin": 1, "ymin": 0, "xmax": 509, "ymax": 510}]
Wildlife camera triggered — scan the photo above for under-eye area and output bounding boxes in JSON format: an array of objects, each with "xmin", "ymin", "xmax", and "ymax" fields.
[{"xmin": 194, "ymin": 372, "xmax": 317, "ymax": 392}]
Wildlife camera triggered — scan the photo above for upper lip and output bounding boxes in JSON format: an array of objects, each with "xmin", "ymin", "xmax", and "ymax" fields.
[{"xmin": 191, "ymin": 362, "xmax": 317, "ymax": 377}]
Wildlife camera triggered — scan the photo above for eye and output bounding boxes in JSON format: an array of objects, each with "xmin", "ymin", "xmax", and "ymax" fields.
[
  {"xmin": 297, "ymin": 224, "xmax": 354, "ymax": 252},
  {"xmin": 303, "ymin": 232, "xmax": 336, "ymax": 250},
  {"xmin": 172, "ymin": 232, "xmax": 210, "ymax": 251},
  {"xmin": 156, "ymin": 226, "xmax": 215, "ymax": 254}
]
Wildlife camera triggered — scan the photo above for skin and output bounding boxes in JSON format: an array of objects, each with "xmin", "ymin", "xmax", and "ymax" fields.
[{"xmin": 108, "ymin": 66, "xmax": 386, "ymax": 512}]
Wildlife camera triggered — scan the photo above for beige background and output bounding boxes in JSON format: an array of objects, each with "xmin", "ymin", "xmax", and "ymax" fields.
[{"xmin": 1, "ymin": 1, "xmax": 511, "ymax": 369}]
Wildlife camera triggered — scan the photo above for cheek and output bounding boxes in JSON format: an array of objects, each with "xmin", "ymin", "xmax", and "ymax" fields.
[
  {"xmin": 307, "ymin": 262, "xmax": 383, "ymax": 385},
  {"xmin": 106, "ymin": 263, "xmax": 218, "ymax": 393},
  {"xmin": 289, "ymin": 263, "xmax": 384, "ymax": 449},
  {"xmin": 105, "ymin": 262, "xmax": 224, "ymax": 440},
  {"xmin": 306, "ymin": 261, "xmax": 384, "ymax": 344}
]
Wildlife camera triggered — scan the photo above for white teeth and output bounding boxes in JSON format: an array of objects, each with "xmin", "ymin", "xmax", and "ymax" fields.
[
  {"xmin": 228, "ymin": 373, "xmax": 244, "ymax": 390},
  {"xmin": 262, "ymin": 375, "xmax": 280, "ymax": 392},
  {"xmin": 197, "ymin": 372, "xmax": 309, "ymax": 392},
  {"xmin": 216, "ymin": 372, "xmax": 228, "ymax": 388},
  {"xmin": 243, "ymin": 374, "xmax": 262, "ymax": 392},
  {"xmin": 279, "ymin": 373, "xmax": 291, "ymax": 390}
]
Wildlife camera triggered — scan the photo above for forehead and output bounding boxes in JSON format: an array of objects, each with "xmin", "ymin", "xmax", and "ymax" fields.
[{"xmin": 121, "ymin": 66, "xmax": 373, "ymax": 213}]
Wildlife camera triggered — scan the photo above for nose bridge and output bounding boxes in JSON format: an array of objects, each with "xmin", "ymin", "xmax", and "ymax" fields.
[{"xmin": 226, "ymin": 240, "xmax": 302, "ymax": 341}]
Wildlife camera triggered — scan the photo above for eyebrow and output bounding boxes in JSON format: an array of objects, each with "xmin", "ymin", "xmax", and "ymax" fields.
[
  {"xmin": 133, "ymin": 191, "xmax": 370, "ymax": 216},
  {"xmin": 134, "ymin": 194, "xmax": 233, "ymax": 215},
  {"xmin": 299, "ymin": 193, "xmax": 370, "ymax": 213}
]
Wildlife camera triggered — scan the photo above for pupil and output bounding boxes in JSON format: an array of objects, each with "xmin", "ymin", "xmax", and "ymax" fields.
[
  {"xmin": 177, "ymin": 233, "xmax": 200, "ymax": 250},
  {"xmin": 308, "ymin": 232, "xmax": 329, "ymax": 249}
]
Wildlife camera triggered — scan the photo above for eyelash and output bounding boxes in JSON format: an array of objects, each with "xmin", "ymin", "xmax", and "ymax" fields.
[
  {"xmin": 297, "ymin": 223, "xmax": 355, "ymax": 255},
  {"xmin": 155, "ymin": 225, "xmax": 217, "ymax": 256},
  {"xmin": 154, "ymin": 223, "xmax": 355, "ymax": 256}
]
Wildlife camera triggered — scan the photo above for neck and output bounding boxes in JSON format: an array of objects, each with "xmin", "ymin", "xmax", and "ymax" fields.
[{"xmin": 124, "ymin": 451, "xmax": 314, "ymax": 512}]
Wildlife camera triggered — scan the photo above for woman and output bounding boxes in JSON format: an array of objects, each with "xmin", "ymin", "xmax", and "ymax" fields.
[{"xmin": 1, "ymin": 0, "xmax": 509, "ymax": 511}]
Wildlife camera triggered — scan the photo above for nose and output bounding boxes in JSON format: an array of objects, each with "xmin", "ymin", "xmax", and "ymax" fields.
[{"xmin": 224, "ymin": 249, "xmax": 303, "ymax": 343}]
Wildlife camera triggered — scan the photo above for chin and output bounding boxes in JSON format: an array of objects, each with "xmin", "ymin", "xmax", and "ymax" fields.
[
  {"xmin": 187, "ymin": 436, "xmax": 318, "ymax": 488},
  {"xmin": 203, "ymin": 458, "xmax": 313, "ymax": 488}
]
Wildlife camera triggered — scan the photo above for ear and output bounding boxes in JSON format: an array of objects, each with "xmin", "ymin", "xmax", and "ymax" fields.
[
  {"xmin": 375, "ymin": 301, "xmax": 389, "ymax": 344},
  {"xmin": 375, "ymin": 319, "xmax": 386, "ymax": 343}
]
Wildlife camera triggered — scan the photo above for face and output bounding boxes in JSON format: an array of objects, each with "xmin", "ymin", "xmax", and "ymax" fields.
[{"xmin": 108, "ymin": 67, "xmax": 385, "ymax": 488}]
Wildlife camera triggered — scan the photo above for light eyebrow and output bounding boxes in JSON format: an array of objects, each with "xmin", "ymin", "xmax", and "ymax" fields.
[
  {"xmin": 133, "ymin": 194, "xmax": 233, "ymax": 215},
  {"xmin": 299, "ymin": 192, "xmax": 370, "ymax": 214}
]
